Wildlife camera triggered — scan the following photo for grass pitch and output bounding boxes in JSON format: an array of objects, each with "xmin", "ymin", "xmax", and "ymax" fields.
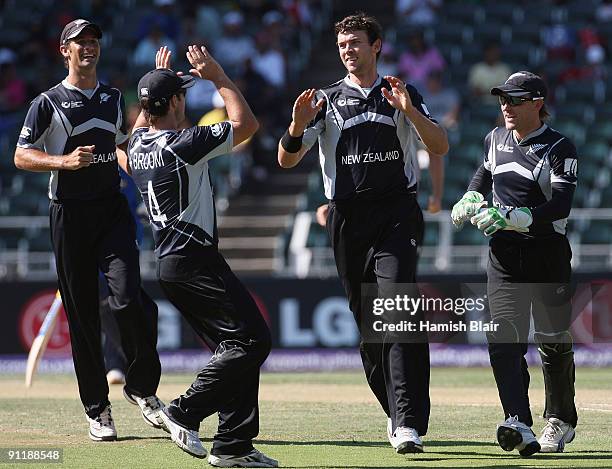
[{"xmin": 1, "ymin": 367, "xmax": 611, "ymax": 468}]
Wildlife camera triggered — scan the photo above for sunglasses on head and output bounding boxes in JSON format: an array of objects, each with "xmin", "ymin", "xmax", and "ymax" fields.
[{"xmin": 498, "ymin": 95, "xmax": 543, "ymax": 106}]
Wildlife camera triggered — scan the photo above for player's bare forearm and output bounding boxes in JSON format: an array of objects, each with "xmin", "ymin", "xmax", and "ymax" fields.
[
  {"xmin": 278, "ymin": 142, "xmax": 307, "ymax": 168},
  {"xmin": 405, "ymin": 109, "xmax": 449, "ymax": 156},
  {"xmin": 14, "ymin": 147, "xmax": 63, "ymax": 172},
  {"xmin": 213, "ymin": 74, "xmax": 258, "ymax": 146},
  {"xmin": 116, "ymin": 144, "xmax": 130, "ymax": 175}
]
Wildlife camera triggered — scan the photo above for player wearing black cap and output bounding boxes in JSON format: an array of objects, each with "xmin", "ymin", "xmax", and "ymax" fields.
[
  {"xmin": 278, "ymin": 14, "xmax": 449, "ymax": 454},
  {"xmin": 14, "ymin": 19, "xmax": 163, "ymax": 442},
  {"xmin": 128, "ymin": 47, "xmax": 277, "ymax": 468},
  {"xmin": 452, "ymin": 71, "xmax": 578, "ymax": 456}
]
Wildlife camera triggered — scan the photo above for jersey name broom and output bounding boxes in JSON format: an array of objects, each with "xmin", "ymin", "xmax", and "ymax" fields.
[{"xmin": 128, "ymin": 123, "xmax": 233, "ymax": 258}]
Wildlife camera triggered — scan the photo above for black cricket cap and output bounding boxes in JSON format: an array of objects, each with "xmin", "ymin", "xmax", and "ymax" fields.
[
  {"xmin": 60, "ymin": 19, "xmax": 102, "ymax": 46},
  {"xmin": 491, "ymin": 71, "xmax": 547, "ymax": 99},
  {"xmin": 137, "ymin": 68, "xmax": 195, "ymax": 108}
]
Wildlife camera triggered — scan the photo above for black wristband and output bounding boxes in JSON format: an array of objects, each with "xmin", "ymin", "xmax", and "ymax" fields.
[{"xmin": 280, "ymin": 129, "xmax": 303, "ymax": 153}]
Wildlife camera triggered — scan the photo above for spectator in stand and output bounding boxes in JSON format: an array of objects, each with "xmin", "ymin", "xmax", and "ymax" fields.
[
  {"xmin": 0, "ymin": 49, "xmax": 27, "ymax": 113},
  {"xmin": 377, "ymin": 43, "xmax": 400, "ymax": 78},
  {"xmin": 195, "ymin": 5, "xmax": 222, "ymax": 44},
  {"xmin": 213, "ymin": 11, "xmax": 255, "ymax": 78},
  {"xmin": 468, "ymin": 43, "xmax": 511, "ymax": 105},
  {"xmin": 543, "ymin": 23, "xmax": 576, "ymax": 61},
  {"xmin": 133, "ymin": 25, "xmax": 176, "ymax": 67},
  {"xmin": 261, "ymin": 10, "xmax": 287, "ymax": 51},
  {"xmin": 136, "ymin": 0, "xmax": 180, "ymax": 42},
  {"xmin": 420, "ymin": 71, "xmax": 460, "ymax": 141},
  {"xmin": 596, "ymin": 0, "xmax": 612, "ymax": 21},
  {"xmin": 398, "ymin": 31, "xmax": 445, "ymax": 88},
  {"xmin": 253, "ymin": 31, "xmax": 286, "ymax": 88},
  {"xmin": 396, "ymin": 0, "xmax": 442, "ymax": 26}
]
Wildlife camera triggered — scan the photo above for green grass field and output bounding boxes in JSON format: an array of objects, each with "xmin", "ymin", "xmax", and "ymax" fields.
[{"xmin": 1, "ymin": 368, "xmax": 611, "ymax": 468}]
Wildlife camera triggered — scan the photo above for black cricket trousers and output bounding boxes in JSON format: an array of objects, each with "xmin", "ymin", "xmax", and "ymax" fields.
[
  {"xmin": 158, "ymin": 248, "xmax": 271, "ymax": 457},
  {"xmin": 486, "ymin": 235, "xmax": 577, "ymax": 428},
  {"xmin": 50, "ymin": 194, "xmax": 161, "ymax": 418},
  {"xmin": 327, "ymin": 193, "xmax": 430, "ymax": 436}
]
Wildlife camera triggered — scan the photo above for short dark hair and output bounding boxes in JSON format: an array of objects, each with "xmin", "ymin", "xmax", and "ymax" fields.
[
  {"xmin": 540, "ymin": 103, "xmax": 550, "ymax": 120},
  {"xmin": 334, "ymin": 13, "xmax": 383, "ymax": 58},
  {"xmin": 140, "ymin": 90, "xmax": 185, "ymax": 124}
]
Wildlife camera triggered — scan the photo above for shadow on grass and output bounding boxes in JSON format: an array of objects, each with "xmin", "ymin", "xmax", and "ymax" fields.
[
  {"xmin": 116, "ymin": 436, "xmax": 169, "ymax": 442},
  {"xmin": 254, "ymin": 439, "xmax": 497, "ymax": 448}
]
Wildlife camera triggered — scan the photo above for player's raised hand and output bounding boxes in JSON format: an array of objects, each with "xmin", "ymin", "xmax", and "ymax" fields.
[
  {"xmin": 292, "ymin": 89, "xmax": 325, "ymax": 131},
  {"xmin": 62, "ymin": 145, "xmax": 95, "ymax": 170},
  {"xmin": 155, "ymin": 46, "xmax": 172, "ymax": 69},
  {"xmin": 382, "ymin": 75, "xmax": 414, "ymax": 114},
  {"xmin": 186, "ymin": 45, "xmax": 224, "ymax": 82}
]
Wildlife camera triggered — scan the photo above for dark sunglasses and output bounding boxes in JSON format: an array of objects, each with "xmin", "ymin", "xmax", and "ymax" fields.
[{"xmin": 498, "ymin": 95, "xmax": 543, "ymax": 106}]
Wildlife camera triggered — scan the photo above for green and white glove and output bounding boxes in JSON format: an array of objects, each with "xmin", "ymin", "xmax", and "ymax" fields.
[
  {"xmin": 470, "ymin": 207, "xmax": 533, "ymax": 236},
  {"xmin": 451, "ymin": 191, "xmax": 488, "ymax": 228}
]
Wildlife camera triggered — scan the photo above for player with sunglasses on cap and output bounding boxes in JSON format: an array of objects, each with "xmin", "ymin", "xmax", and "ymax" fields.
[{"xmin": 451, "ymin": 71, "xmax": 579, "ymax": 456}]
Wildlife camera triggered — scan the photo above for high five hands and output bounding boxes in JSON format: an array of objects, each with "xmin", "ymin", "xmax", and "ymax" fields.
[
  {"xmin": 292, "ymin": 89, "xmax": 325, "ymax": 132},
  {"xmin": 381, "ymin": 75, "xmax": 415, "ymax": 115}
]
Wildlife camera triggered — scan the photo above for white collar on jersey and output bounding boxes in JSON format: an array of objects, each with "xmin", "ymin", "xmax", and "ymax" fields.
[
  {"xmin": 343, "ymin": 74, "xmax": 382, "ymax": 98},
  {"xmin": 61, "ymin": 79, "xmax": 100, "ymax": 99},
  {"xmin": 513, "ymin": 122, "xmax": 548, "ymax": 145}
]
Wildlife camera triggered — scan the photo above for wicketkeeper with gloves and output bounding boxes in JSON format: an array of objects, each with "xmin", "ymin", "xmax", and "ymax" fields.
[{"xmin": 452, "ymin": 72, "xmax": 579, "ymax": 457}]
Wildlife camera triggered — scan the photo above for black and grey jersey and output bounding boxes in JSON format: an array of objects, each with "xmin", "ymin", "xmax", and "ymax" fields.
[
  {"xmin": 482, "ymin": 123, "xmax": 578, "ymax": 239},
  {"xmin": 128, "ymin": 123, "xmax": 233, "ymax": 258},
  {"xmin": 302, "ymin": 75, "xmax": 436, "ymax": 201},
  {"xmin": 16, "ymin": 80, "xmax": 128, "ymax": 200}
]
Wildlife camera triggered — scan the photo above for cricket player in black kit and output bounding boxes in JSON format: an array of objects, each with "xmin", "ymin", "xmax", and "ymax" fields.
[
  {"xmin": 128, "ymin": 46, "xmax": 277, "ymax": 468},
  {"xmin": 14, "ymin": 19, "xmax": 162, "ymax": 442},
  {"xmin": 452, "ymin": 72, "xmax": 578, "ymax": 456},
  {"xmin": 278, "ymin": 14, "xmax": 449, "ymax": 454}
]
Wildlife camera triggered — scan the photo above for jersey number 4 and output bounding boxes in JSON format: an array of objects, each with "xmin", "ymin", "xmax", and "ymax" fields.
[{"xmin": 147, "ymin": 180, "xmax": 167, "ymax": 227}]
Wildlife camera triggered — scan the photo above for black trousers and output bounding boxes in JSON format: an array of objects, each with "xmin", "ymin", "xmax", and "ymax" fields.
[
  {"xmin": 50, "ymin": 194, "xmax": 161, "ymax": 418},
  {"xmin": 486, "ymin": 235, "xmax": 577, "ymax": 427},
  {"xmin": 327, "ymin": 193, "xmax": 430, "ymax": 436},
  {"xmin": 158, "ymin": 249, "xmax": 271, "ymax": 456}
]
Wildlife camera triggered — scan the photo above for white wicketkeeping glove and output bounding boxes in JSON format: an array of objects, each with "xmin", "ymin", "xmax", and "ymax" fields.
[
  {"xmin": 470, "ymin": 206, "xmax": 533, "ymax": 236},
  {"xmin": 451, "ymin": 191, "xmax": 488, "ymax": 228}
]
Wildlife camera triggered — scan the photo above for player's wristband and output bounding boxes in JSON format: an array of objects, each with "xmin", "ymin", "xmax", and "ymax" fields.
[{"xmin": 281, "ymin": 129, "xmax": 303, "ymax": 153}]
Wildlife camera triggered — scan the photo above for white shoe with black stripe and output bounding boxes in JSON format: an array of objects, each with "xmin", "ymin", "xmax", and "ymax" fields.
[
  {"xmin": 208, "ymin": 448, "xmax": 278, "ymax": 468},
  {"xmin": 158, "ymin": 408, "xmax": 207, "ymax": 459},
  {"xmin": 86, "ymin": 405, "xmax": 117, "ymax": 442},
  {"xmin": 123, "ymin": 386, "xmax": 166, "ymax": 431}
]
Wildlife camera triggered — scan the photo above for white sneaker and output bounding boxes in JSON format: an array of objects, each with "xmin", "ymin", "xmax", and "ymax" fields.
[
  {"xmin": 86, "ymin": 405, "xmax": 117, "ymax": 442},
  {"xmin": 393, "ymin": 426, "xmax": 423, "ymax": 454},
  {"xmin": 158, "ymin": 408, "xmax": 207, "ymax": 459},
  {"xmin": 106, "ymin": 369, "xmax": 126, "ymax": 385},
  {"xmin": 208, "ymin": 448, "xmax": 279, "ymax": 468},
  {"xmin": 497, "ymin": 416, "xmax": 540, "ymax": 456},
  {"xmin": 123, "ymin": 386, "xmax": 165, "ymax": 430},
  {"xmin": 538, "ymin": 417, "xmax": 575, "ymax": 452}
]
